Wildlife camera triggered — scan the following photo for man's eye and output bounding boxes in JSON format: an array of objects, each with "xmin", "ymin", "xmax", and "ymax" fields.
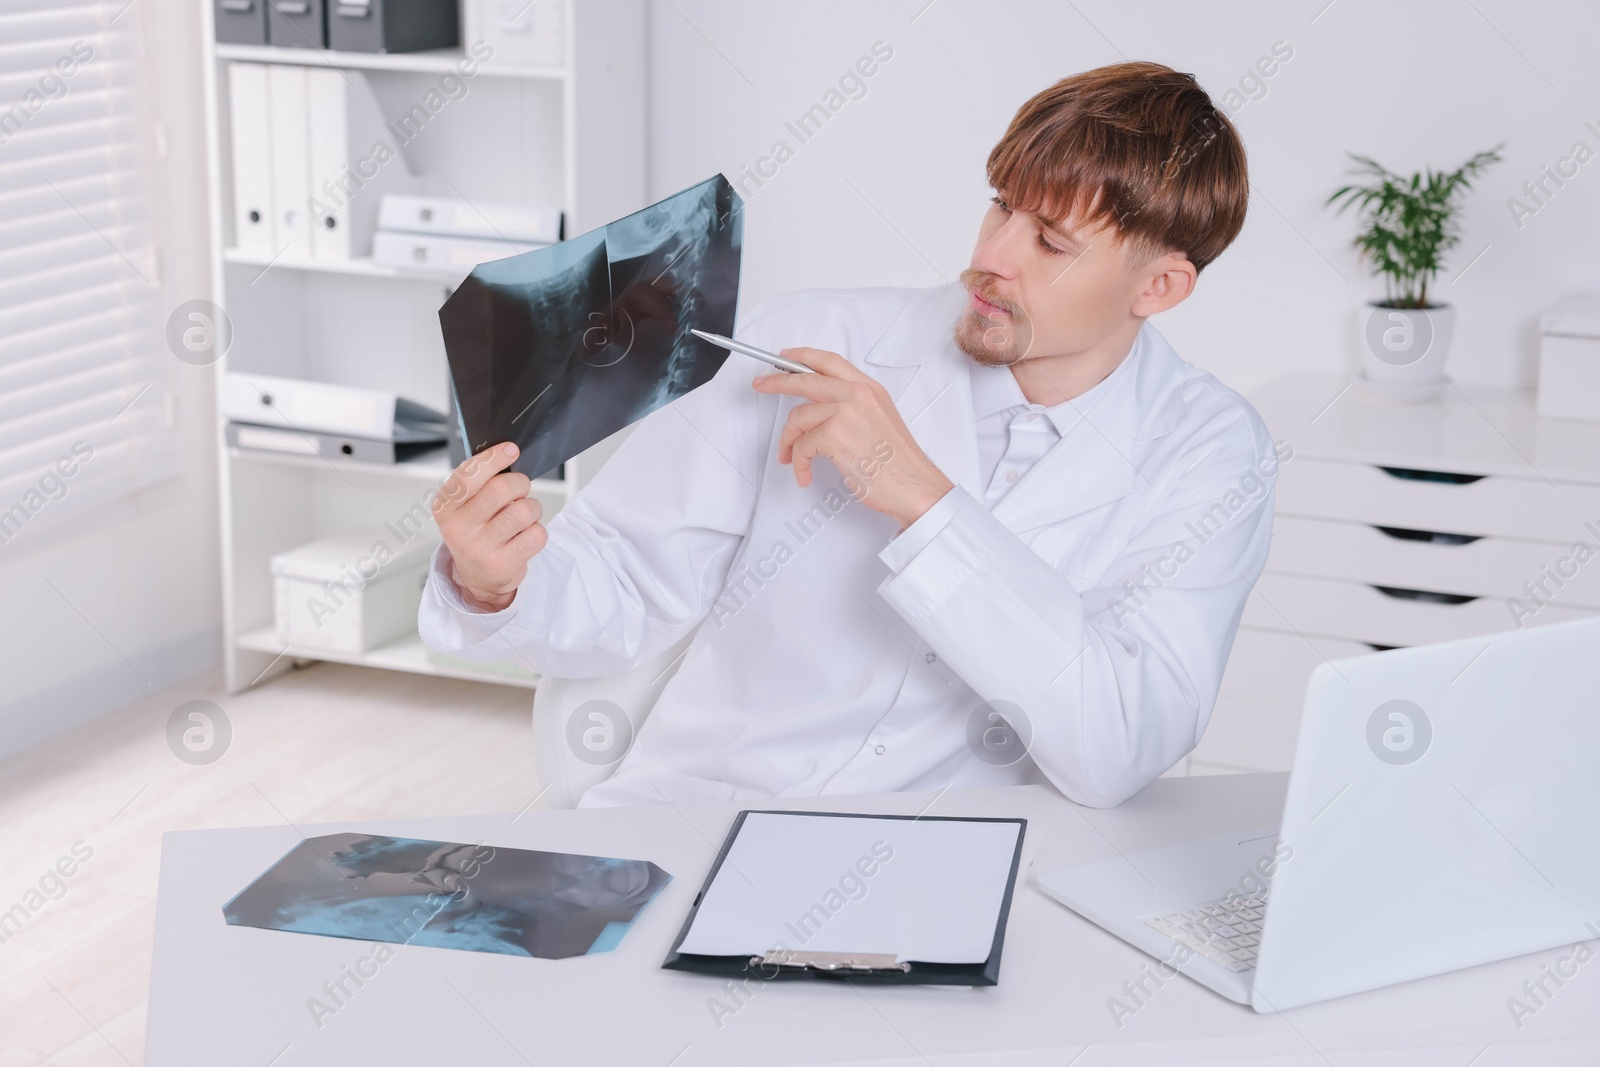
[{"xmin": 1037, "ymin": 233, "xmax": 1068, "ymax": 257}]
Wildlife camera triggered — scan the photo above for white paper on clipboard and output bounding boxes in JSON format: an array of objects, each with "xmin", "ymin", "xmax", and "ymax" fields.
[{"xmin": 676, "ymin": 812, "xmax": 1023, "ymax": 965}]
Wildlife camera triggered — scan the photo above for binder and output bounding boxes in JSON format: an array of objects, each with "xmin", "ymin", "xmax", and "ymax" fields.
[
  {"xmin": 227, "ymin": 63, "xmax": 277, "ymax": 254},
  {"xmin": 307, "ymin": 69, "xmax": 417, "ymax": 260},
  {"xmin": 378, "ymin": 194, "xmax": 563, "ymax": 245},
  {"xmin": 266, "ymin": 0, "xmax": 327, "ymax": 48},
  {"xmin": 227, "ymin": 422, "xmax": 445, "ymax": 465},
  {"xmin": 662, "ymin": 810, "xmax": 1028, "ymax": 987},
  {"xmin": 215, "ymin": 0, "xmax": 270, "ymax": 44},
  {"xmin": 326, "ymin": 0, "xmax": 460, "ymax": 54},
  {"xmin": 267, "ymin": 64, "xmax": 313, "ymax": 257},
  {"xmin": 221, "ymin": 373, "xmax": 450, "ymax": 441},
  {"xmin": 372, "ymin": 230, "xmax": 550, "ymax": 275},
  {"xmin": 464, "ymin": 0, "xmax": 564, "ymax": 70}
]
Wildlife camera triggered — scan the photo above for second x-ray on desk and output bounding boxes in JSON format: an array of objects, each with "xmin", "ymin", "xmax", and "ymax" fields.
[{"xmin": 663, "ymin": 811, "xmax": 1027, "ymax": 986}]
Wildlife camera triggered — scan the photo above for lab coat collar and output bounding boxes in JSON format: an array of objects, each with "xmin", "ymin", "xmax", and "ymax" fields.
[{"xmin": 864, "ymin": 281, "xmax": 1190, "ymax": 534}]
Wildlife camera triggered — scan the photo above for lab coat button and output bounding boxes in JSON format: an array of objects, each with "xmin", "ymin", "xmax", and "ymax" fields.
[
  {"xmin": 874, "ymin": 744, "xmax": 886, "ymax": 755},
  {"xmin": 924, "ymin": 652, "xmax": 937, "ymax": 663},
  {"xmin": 1005, "ymin": 469, "xmax": 1020, "ymax": 483}
]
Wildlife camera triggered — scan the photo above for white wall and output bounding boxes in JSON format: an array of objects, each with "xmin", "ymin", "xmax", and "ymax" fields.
[
  {"xmin": 8, "ymin": 0, "xmax": 1594, "ymax": 755},
  {"xmin": 0, "ymin": 0, "xmax": 220, "ymax": 758},
  {"xmin": 647, "ymin": 0, "xmax": 1600, "ymax": 392}
]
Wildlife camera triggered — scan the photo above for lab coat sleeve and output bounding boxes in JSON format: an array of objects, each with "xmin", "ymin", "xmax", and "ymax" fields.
[
  {"xmin": 878, "ymin": 484, "xmax": 963, "ymax": 573},
  {"xmin": 875, "ymin": 401, "xmax": 1277, "ymax": 808},
  {"xmin": 418, "ymin": 310, "xmax": 783, "ymax": 678}
]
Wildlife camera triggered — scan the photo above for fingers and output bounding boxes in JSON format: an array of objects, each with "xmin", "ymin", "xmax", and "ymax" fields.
[
  {"xmin": 441, "ymin": 493, "xmax": 544, "ymax": 606},
  {"xmin": 484, "ymin": 495, "xmax": 543, "ymax": 546},
  {"xmin": 779, "ymin": 347, "xmax": 864, "ymax": 379},
  {"xmin": 789, "ymin": 428, "xmax": 819, "ymax": 488},
  {"xmin": 777, "ymin": 402, "xmax": 840, "ymax": 464},
  {"xmin": 460, "ymin": 470, "xmax": 534, "ymax": 527},
  {"xmin": 503, "ymin": 519, "xmax": 549, "ymax": 564},
  {"xmin": 753, "ymin": 369, "xmax": 857, "ymax": 404},
  {"xmin": 435, "ymin": 442, "xmax": 519, "ymax": 517},
  {"xmin": 432, "ymin": 442, "xmax": 545, "ymax": 606}
]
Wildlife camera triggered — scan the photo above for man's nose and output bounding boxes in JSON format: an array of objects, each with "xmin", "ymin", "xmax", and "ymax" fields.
[{"xmin": 970, "ymin": 216, "xmax": 1029, "ymax": 281}]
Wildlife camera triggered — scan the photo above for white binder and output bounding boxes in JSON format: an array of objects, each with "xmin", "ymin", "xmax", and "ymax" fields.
[
  {"xmin": 465, "ymin": 0, "xmax": 565, "ymax": 70},
  {"xmin": 222, "ymin": 373, "xmax": 449, "ymax": 442},
  {"xmin": 227, "ymin": 62, "xmax": 276, "ymax": 254},
  {"xmin": 267, "ymin": 64, "xmax": 313, "ymax": 257},
  {"xmin": 371, "ymin": 230, "xmax": 550, "ymax": 276},
  {"xmin": 376, "ymin": 194, "xmax": 562, "ymax": 245},
  {"xmin": 307, "ymin": 69, "xmax": 417, "ymax": 261}
]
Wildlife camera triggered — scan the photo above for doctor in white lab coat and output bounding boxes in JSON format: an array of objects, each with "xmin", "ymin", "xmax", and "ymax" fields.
[{"xmin": 420, "ymin": 62, "xmax": 1279, "ymax": 809}]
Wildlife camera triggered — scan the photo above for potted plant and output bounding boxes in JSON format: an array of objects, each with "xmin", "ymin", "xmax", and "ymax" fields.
[{"xmin": 1326, "ymin": 145, "xmax": 1502, "ymax": 399}]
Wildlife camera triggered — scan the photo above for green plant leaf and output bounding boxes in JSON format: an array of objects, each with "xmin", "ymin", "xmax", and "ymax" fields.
[{"xmin": 1322, "ymin": 143, "xmax": 1503, "ymax": 306}]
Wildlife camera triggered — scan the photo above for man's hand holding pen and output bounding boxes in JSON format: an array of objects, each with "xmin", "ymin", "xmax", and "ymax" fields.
[{"xmin": 752, "ymin": 348, "xmax": 955, "ymax": 532}]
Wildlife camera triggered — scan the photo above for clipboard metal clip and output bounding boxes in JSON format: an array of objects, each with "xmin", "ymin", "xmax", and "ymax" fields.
[{"xmin": 754, "ymin": 950, "xmax": 911, "ymax": 974}]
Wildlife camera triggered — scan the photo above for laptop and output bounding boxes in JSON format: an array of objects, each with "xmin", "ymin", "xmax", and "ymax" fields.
[{"xmin": 1036, "ymin": 614, "xmax": 1600, "ymax": 1012}]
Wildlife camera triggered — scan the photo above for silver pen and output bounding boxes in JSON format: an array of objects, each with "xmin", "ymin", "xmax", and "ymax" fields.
[{"xmin": 689, "ymin": 328, "xmax": 816, "ymax": 374}]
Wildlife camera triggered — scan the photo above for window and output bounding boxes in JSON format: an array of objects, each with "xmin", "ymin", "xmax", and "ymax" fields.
[{"xmin": 0, "ymin": 0, "xmax": 179, "ymax": 549}]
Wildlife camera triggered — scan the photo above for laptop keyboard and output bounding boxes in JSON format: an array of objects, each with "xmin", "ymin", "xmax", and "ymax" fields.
[{"xmin": 1143, "ymin": 892, "xmax": 1269, "ymax": 973}]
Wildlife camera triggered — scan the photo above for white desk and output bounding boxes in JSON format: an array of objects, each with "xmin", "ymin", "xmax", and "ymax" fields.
[{"xmin": 146, "ymin": 775, "xmax": 1600, "ymax": 1065}]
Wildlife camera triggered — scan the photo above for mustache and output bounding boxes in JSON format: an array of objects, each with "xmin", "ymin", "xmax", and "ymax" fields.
[{"xmin": 959, "ymin": 269, "xmax": 1021, "ymax": 317}]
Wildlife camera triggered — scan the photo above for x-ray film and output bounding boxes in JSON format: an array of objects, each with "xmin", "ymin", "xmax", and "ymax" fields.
[
  {"xmin": 223, "ymin": 833, "xmax": 672, "ymax": 959},
  {"xmin": 439, "ymin": 175, "xmax": 744, "ymax": 480}
]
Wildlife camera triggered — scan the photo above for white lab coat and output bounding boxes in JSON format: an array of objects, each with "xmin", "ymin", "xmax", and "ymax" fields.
[{"xmin": 419, "ymin": 281, "xmax": 1279, "ymax": 808}]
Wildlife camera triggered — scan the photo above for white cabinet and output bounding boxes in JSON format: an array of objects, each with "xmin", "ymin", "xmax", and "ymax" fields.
[
  {"xmin": 1201, "ymin": 374, "xmax": 1600, "ymax": 773},
  {"xmin": 198, "ymin": 0, "xmax": 646, "ymax": 691}
]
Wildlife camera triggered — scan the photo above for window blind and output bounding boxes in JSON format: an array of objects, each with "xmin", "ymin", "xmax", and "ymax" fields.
[{"xmin": 0, "ymin": 0, "xmax": 179, "ymax": 547}]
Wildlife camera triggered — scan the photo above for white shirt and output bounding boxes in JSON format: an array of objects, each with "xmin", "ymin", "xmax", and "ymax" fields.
[
  {"xmin": 882, "ymin": 352, "xmax": 1133, "ymax": 568},
  {"xmin": 974, "ymin": 358, "xmax": 1104, "ymax": 503},
  {"xmin": 419, "ymin": 282, "xmax": 1279, "ymax": 809}
]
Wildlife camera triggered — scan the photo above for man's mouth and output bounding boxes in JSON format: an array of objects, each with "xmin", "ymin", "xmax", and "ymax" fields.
[{"xmin": 970, "ymin": 289, "xmax": 1010, "ymax": 318}]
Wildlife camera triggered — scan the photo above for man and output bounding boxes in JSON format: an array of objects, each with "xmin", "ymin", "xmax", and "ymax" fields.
[{"xmin": 420, "ymin": 61, "xmax": 1279, "ymax": 808}]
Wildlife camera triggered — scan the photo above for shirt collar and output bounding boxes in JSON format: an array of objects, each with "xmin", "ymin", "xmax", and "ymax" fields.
[{"xmin": 966, "ymin": 332, "xmax": 1142, "ymax": 436}]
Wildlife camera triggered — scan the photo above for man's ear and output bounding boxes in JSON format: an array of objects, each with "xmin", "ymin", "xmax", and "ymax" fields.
[{"xmin": 1129, "ymin": 251, "xmax": 1197, "ymax": 316}]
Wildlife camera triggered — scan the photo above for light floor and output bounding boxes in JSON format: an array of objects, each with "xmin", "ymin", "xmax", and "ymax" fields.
[{"xmin": 0, "ymin": 662, "xmax": 539, "ymax": 1067}]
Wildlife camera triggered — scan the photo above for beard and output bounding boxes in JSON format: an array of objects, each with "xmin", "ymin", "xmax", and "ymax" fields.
[{"xmin": 954, "ymin": 269, "xmax": 1034, "ymax": 367}]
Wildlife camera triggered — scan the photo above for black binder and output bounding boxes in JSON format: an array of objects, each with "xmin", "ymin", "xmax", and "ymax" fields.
[{"xmin": 662, "ymin": 809, "xmax": 1028, "ymax": 987}]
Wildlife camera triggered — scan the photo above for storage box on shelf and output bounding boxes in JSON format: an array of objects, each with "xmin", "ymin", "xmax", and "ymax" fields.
[
  {"xmin": 1537, "ymin": 292, "xmax": 1600, "ymax": 423},
  {"xmin": 271, "ymin": 529, "xmax": 437, "ymax": 653},
  {"xmin": 1200, "ymin": 373, "xmax": 1600, "ymax": 774},
  {"xmin": 199, "ymin": 0, "xmax": 645, "ymax": 691}
]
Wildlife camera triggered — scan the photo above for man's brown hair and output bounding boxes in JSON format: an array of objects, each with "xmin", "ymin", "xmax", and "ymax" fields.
[{"xmin": 986, "ymin": 61, "xmax": 1248, "ymax": 273}]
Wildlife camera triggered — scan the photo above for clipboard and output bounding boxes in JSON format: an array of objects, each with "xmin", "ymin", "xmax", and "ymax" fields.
[{"xmin": 661, "ymin": 809, "xmax": 1027, "ymax": 986}]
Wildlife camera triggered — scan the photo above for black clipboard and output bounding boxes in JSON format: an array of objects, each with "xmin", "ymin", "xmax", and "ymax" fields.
[{"xmin": 661, "ymin": 809, "xmax": 1028, "ymax": 987}]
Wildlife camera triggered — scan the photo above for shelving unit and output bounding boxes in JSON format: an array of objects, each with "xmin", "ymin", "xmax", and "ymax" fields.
[
  {"xmin": 198, "ymin": 0, "xmax": 646, "ymax": 692},
  {"xmin": 235, "ymin": 626, "xmax": 540, "ymax": 688},
  {"xmin": 213, "ymin": 42, "xmax": 567, "ymax": 79},
  {"xmin": 223, "ymin": 246, "xmax": 414, "ymax": 279}
]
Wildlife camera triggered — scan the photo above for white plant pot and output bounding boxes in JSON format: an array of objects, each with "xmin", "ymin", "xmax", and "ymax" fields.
[{"xmin": 1357, "ymin": 302, "xmax": 1455, "ymax": 401}]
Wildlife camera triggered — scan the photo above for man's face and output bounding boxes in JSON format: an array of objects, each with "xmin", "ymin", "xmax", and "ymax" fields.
[{"xmin": 954, "ymin": 191, "xmax": 1166, "ymax": 367}]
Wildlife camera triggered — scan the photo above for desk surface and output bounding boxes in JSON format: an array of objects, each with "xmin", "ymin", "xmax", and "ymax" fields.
[
  {"xmin": 146, "ymin": 775, "xmax": 1599, "ymax": 1066},
  {"xmin": 1250, "ymin": 371, "xmax": 1600, "ymax": 483}
]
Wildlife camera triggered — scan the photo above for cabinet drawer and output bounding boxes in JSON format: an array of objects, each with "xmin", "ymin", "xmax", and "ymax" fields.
[
  {"xmin": 1241, "ymin": 573, "xmax": 1595, "ymax": 648},
  {"xmin": 1277, "ymin": 458, "xmax": 1600, "ymax": 542},
  {"xmin": 1267, "ymin": 516, "xmax": 1600, "ymax": 610},
  {"xmin": 1219, "ymin": 625, "xmax": 1375, "ymax": 707}
]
